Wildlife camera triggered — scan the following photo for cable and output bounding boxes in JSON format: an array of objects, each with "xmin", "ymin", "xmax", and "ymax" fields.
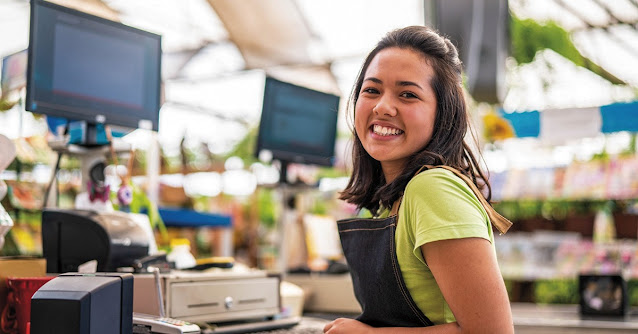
[
  {"xmin": 43, "ymin": 153, "xmax": 62, "ymax": 210},
  {"xmin": 42, "ymin": 121, "xmax": 69, "ymax": 210}
]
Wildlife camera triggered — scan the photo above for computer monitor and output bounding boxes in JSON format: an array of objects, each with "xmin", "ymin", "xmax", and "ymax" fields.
[
  {"xmin": 255, "ymin": 77, "xmax": 340, "ymax": 170},
  {"xmin": 25, "ymin": 0, "xmax": 162, "ymax": 132}
]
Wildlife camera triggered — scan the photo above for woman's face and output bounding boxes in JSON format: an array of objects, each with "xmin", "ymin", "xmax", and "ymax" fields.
[{"xmin": 355, "ymin": 47, "xmax": 437, "ymax": 181}]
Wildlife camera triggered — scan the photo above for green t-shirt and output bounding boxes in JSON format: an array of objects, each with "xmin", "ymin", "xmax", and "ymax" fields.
[{"xmin": 378, "ymin": 168, "xmax": 494, "ymax": 325}]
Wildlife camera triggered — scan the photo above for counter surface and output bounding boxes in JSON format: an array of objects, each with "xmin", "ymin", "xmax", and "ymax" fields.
[
  {"xmin": 291, "ymin": 303, "xmax": 638, "ymax": 334},
  {"xmin": 512, "ymin": 303, "xmax": 638, "ymax": 334}
]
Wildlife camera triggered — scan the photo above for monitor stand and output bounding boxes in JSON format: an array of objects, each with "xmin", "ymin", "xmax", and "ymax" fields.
[
  {"xmin": 46, "ymin": 123, "xmax": 131, "ymax": 207},
  {"xmin": 273, "ymin": 160, "xmax": 316, "ymax": 276},
  {"xmin": 277, "ymin": 160, "xmax": 315, "ymax": 187},
  {"xmin": 49, "ymin": 139, "xmax": 131, "ymax": 192},
  {"xmin": 278, "ymin": 160, "xmax": 290, "ymax": 186}
]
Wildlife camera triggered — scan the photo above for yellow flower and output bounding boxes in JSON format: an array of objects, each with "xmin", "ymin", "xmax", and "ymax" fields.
[{"xmin": 483, "ymin": 112, "xmax": 515, "ymax": 142}]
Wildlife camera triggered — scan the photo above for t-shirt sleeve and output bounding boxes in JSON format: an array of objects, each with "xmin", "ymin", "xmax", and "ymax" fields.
[{"xmin": 402, "ymin": 169, "xmax": 491, "ymax": 263}]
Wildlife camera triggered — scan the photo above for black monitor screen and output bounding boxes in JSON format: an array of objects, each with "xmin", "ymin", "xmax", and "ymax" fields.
[
  {"xmin": 256, "ymin": 77, "xmax": 340, "ymax": 167},
  {"xmin": 26, "ymin": 0, "xmax": 161, "ymax": 131}
]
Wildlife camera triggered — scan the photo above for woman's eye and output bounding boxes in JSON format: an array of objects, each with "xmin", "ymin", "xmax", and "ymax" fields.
[
  {"xmin": 400, "ymin": 92, "xmax": 418, "ymax": 98},
  {"xmin": 361, "ymin": 87, "xmax": 379, "ymax": 94}
]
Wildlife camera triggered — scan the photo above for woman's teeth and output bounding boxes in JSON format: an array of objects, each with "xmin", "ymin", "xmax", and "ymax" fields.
[{"xmin": 373, "ymin": 124, "xmax": 403, "ymax": 136}]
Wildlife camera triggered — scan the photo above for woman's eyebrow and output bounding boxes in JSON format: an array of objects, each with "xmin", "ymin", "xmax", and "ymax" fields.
[
  {"xmin": 397, "ymin": 81, "xmax": 423, "ymax": 90},
  {"xmin": 363, "ymin": 77, "xmax": 424, "ymax": 91},
  {"xmin": 363, "ymin": 77, "xmax": 382, "ymax": 84},
  {"xmin": 364, "ymin": 77, "xmax": 423, "ymax": 89}
]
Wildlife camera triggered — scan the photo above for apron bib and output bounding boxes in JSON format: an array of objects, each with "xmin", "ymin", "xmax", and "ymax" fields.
[{"xmin": 337, "ymin": 210, "xmax": 433, "ymax": 327}]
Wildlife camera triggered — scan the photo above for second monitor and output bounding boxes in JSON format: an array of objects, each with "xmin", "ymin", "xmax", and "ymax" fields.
[{"xmin": 256, "ymin": 77, "xmax": 340, "ymax": 170}]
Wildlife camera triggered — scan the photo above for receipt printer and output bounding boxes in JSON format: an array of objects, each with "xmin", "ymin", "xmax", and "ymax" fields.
[
  {"xmin": 30, "ymin": 272, "xmax": 133, "ymax": 334},
  {"xmin": 42, "ymin": 209, "xmax": 150, "ymax": 273}
]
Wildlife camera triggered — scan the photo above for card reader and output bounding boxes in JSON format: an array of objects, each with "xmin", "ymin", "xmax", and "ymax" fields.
[{"xmin": 133, "ymin": 313, "xmax": 200, "ymax": 334}]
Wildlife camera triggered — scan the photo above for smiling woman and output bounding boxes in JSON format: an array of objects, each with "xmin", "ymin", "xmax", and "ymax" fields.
[
  {"xmin": 328, "ymin": 26, "xmax": 514, "ymax": 334},
  {"xmin": 354, "ymin": 47, "xmax": 437, "ymax": 183}
]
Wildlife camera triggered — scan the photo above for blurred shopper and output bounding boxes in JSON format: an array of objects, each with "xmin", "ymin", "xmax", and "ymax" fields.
[{"xmin": 325, "ymin": 26, "xmax": 514, "ymax": 334}]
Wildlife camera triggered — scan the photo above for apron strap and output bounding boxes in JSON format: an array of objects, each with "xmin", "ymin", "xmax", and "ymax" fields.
[
  {"xmin": 390, "ymin": 197, "xmax": 402, "ymax": 216},
  {"xmin": 419, "ymin": 165, "xmax": 512, "ymax": 234}
]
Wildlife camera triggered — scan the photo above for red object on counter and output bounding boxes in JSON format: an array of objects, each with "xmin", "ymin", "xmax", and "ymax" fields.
[{"xmin": 3, "ymin": 277, "xmax": 54, "ymax": 334}]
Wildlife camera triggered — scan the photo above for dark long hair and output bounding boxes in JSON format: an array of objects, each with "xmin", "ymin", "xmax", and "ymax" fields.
[{"xmin": 339, "ymin": 25, "xmax": 491, "ymax": 216}]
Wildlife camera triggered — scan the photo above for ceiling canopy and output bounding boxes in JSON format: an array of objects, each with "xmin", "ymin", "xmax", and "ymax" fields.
[{"xmin": 0, "ymin": 0, "xmax": 636, "ymax": 152}]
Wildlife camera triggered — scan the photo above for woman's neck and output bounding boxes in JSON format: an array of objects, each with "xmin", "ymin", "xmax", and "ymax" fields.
[{"xmin": 381, "ymin": 161, "xmax": 405, "ymax": 184}]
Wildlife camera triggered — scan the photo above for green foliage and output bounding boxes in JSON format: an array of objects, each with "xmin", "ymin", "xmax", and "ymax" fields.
[
  {"xmin": 627, "ymin": 279, "xmax": 638, "ymax": 306},
  {"xmin": 180, "ymin": 141, "xmax": 202, "ymax": 170},
  {"xmin": 621, "ymin": 133, "xmax": 637, "ymax": 156},
  {"xmin": 540, "ymin": 199, "xmax": 569, "ymax": 221},
  {"xmin": 504, "ymin": 279, "xmax": 514, "ymax": 301},
  {"xmin": 534, "ymin": 279, "xmax": 579, "ymax": 304},
  {"xmin": 511, "ymin": 16, "xmax": 583, "ymax": 66},
  {"xmin": 309, "ymin": 199, "xmax": 327, "ymax": 215},
  {"xmin": 510, "ymin": 15, "xmax": 625, "ymax": 85},
  {"xmin": 133, "ymin": 149, "xmax": 147, "ymax": 172},
  {"xmin": 1, "ymin": 230, "xmax": 21, "ymax": 256},
  {"xmin": 0, "ymin": 99, "xmax": 17, "ymax": 111},
  {"xmin": 591, "ymin": 143, "xmax": 609, "ymax": 162},
  {"xmin": 257, "ymin": 188, "xmax": 277, "ymax": 229},
  {"xmin": 534, "ymin": 279, "xmax": 638, "ymax": 306},
  {"xmin": 224, "ymin": 126, "xmax": 259, "ymax": 164},
  {"xmin": 494, "ymin": 200, "xmax": 543, "ymax": 221},
  {"xmin": 60, "ymin": 156, "xmax": 81, "ymax": 170},
  {"xmin": 494, "ymin": 199, "xmax": 616, "ymax": 222},
  {"xmin": 160, "ymin": 150, "xmax": 183, "ymax": 174}
]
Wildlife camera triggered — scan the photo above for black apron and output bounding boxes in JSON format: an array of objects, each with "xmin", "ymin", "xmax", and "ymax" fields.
[
  {"xmin": 337, "ymin": 165, "xmax": 512, "ymax": 328},
  {"xmin": 337, "ymin": 200, "xmax": 434, "ymax": 327}
]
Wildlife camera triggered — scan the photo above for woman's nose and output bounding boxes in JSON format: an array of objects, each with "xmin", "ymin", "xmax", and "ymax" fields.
[{"xmin": 373, "ymin": 96, "xmax": 397, "ymax": 117}]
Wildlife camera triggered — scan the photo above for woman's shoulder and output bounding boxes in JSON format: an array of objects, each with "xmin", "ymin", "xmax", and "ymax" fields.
[
  {"xmin": 401, "ymin": 166, "xmax": 491, "ymax": 240},
  {"xmin": 405, "ymin": 167, "xmax": 471, "ymax": 195}
]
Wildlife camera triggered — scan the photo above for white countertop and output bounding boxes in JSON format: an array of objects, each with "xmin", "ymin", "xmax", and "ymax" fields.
[{"xmin": 512, "ymin": 303, "xmax": 638, "ymax": 333}]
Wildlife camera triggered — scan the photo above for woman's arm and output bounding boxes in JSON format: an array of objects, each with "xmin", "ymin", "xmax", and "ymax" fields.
[
  {"xmin": 420, "ymin": 237, "xmax": 513, "ymax": 333},
  {"xmin": 324, "ymin": 237, "xmax": 513, "ymax": 334}
]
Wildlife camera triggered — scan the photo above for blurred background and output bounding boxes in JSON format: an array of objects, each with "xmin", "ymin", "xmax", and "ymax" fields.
[{"xmin": 1, "ymin": 0, "xmax": 638, "ymax": 311}]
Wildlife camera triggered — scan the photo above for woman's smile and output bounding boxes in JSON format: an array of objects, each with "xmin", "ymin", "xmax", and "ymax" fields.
[
  {"xmin": 369, "ymin": 122, "xmax": 405, "ymax": 141},
  {"xmin": 371, "ymin": 124, "xmax": 404, "ymax": 137}
]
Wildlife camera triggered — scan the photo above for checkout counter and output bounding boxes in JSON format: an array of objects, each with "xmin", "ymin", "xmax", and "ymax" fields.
[{"xmin": 29, "ymin": 208, "xmax": 638, "ymax": 333}]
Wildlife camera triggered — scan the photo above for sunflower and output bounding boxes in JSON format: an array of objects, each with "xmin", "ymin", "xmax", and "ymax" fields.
[{"xmin": 483, "ymin": 112, "xmax": 515, "ymax": 143}]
